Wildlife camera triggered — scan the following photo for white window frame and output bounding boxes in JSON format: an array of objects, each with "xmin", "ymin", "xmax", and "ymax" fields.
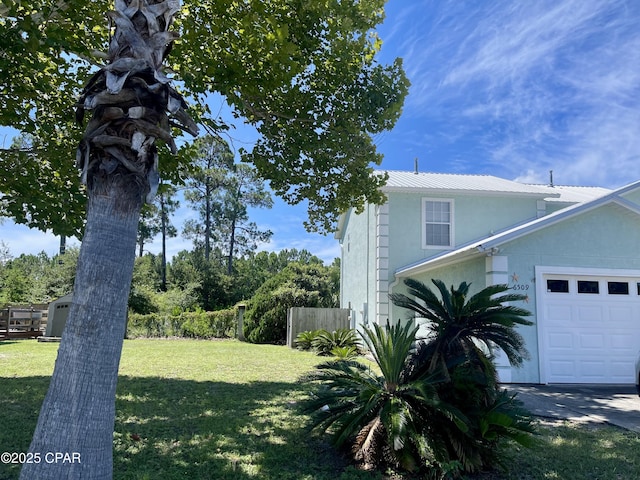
[{"xmin": 422, "ymin": 198, "xmax": 454, "ymax": 249}]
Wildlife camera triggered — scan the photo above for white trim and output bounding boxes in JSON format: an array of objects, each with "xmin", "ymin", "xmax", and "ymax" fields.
[
  {"xmin": 421, "ymin": 198, "xmax": 455, "ymax": 250},
  {"xmin": 376, "ymin": 203, "xmax": 390, "ymax": 326},
  {"xmin": 535, "ymin": 265, "xmax": 640, "ymax": 278},
  {"xmin": 486, "ymin": 255, "xmax": 512, "ymax": 382}
]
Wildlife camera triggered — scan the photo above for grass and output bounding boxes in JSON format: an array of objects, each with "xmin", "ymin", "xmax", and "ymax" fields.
[
  {"xmin": 1, "ymin": 339, "xmax": 640, "ymax": 480},
  {"xmin": 469, "ymin": 419, "xmax": 640, "ymax": 480}
]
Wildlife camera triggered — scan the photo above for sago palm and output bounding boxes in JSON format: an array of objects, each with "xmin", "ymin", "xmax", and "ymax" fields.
[
  {"xmin": 391, "ymin": 278, "xmax": 533, "ymax": 379},
  {"xmin": 390, "ymin": 278, "xmax": 535, "ymax": 475},
  {"xmin": 303, "ymin": 321, "xmax": 465, "ymax": 473}
]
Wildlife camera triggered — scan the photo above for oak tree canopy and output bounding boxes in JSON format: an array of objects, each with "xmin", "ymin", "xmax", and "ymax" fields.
[{"xmin": 0, "ymin": 0, "xmax": 409, "ymax": 234}]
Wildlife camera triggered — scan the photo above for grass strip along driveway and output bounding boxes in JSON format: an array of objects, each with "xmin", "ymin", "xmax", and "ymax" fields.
[{"xmin": 1, "ymin": 339, "xmax": 640, "ymax": 479}]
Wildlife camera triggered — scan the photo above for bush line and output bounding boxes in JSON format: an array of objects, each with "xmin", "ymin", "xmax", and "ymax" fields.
[{"xmin": 127, "ymin": 309, "xmax": 236, "ymax": 339}]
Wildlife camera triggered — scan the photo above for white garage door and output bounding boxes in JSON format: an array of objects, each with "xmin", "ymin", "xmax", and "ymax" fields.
[{"xmin": 539, "ymin": 273, "xmax": 640, "ymax": 384}]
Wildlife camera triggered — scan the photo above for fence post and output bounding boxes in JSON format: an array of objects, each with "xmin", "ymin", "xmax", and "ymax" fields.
[{"xmin": 236, "ymin": 304, "xmax": 246, "ymax": 342}]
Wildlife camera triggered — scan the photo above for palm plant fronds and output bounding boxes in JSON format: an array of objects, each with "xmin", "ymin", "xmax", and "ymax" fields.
[
  {"xmin": 390, "ymin": 278, "xmax": 533, "ymax": 368},
  {"xmin": 390, "ymin": 278, "xmax": 537, "ymax": 476},
  {"xmin": 302, "ymin": 321, "xmax": 464, "ymax": 472}
]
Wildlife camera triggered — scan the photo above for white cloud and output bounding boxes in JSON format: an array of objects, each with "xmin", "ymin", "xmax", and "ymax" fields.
[
  {"xmin": 0, "ymin": 223, "xmax": 80, "ymax": 258},
  {"xmin": 380, "ymin": 0, "xmax": 640, "ymax": 187}
]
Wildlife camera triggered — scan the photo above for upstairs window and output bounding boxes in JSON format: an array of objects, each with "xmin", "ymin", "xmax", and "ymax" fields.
[{"xmin": 423, "ymin": 199, "xmax": 453, "ymax": 248}]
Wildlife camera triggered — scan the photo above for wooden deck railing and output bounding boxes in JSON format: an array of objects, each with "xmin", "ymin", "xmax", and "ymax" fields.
[{"xmin": 0, "ymin": 305, "xmax": 48, "ymax": 340}]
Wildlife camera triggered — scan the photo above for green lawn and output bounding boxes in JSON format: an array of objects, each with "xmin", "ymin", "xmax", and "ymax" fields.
[{"xmin": 1, "ymin": 339, "xmax": 639, "ymax": 480}]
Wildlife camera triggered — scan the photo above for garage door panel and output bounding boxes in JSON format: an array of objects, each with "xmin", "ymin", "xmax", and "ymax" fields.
[
  {"xmin": 580, "ymin": 363, "xmax": 607, "ymax": 382},
  {"xmin": 540, "ymin": 273, "xmax": 640, "ymax": 384},
  {"xmin": 610, "ymin": 334, "xmax": 635, "ymax": 350},
  {"xmin": 610, "ymin": 305, "xmax": 634, "ymax": 317},
  {"xmin": 577, "ymin": 305, "xmax": 604, "ymax": 322},
  {"xmin": 548, "ymin": 360, "xmax": 575, "ymax": 379},
  {"xmin": 546, "ymin": 304, "xmax": 572, "ymax": 323},
  {"xmin": 547, "ymin": 332, "xmax": 574, "ymax": 349},
  {"xmin": 579, "ymin": 333, "xmax": 605, "ymax": 349}
]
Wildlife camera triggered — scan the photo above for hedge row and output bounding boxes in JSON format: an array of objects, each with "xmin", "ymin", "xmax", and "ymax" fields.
[{"xmin": 127, "ymin": 309, "xmax": 237, "ymax": 339}]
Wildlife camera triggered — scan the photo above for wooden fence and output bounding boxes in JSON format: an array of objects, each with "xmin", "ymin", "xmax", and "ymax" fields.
[
  {"xmin": 0, "ymin": 305, "xmax": 49, "ymax": 340},
  {"xmin": 286, "ymin": 307, "xmax": 351, "ymax": 348}
]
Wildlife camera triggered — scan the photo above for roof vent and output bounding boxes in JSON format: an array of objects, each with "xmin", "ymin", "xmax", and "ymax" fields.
[
  {"xmin": 549, "ymin": 170, "xmax": 554, "ymax": 187},
  {"xmin": 414, "ymin": 157, "xmax": 419, "ymax": 174}
]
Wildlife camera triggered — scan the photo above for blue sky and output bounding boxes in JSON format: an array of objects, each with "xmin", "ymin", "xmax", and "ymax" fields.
[{"xmin": 3, "ymin": 0, "xmax": 640, "ymax": 263}]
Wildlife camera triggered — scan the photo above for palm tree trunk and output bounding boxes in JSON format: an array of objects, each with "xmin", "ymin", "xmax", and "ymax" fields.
[
  {"xmin": 21, "ymin": 1, "xmax": 195, "ymax": 478},
  {"xmin": 20, "ymin": 176, "xmax": 142, "ymax": 480}
]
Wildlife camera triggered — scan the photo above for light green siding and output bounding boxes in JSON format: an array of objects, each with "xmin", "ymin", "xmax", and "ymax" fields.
[
  {"xmin": 339, "ymin": 206, "xmax": 377, "ymax": 327},
  {"xmin": 622, "ymin": 188, "xmax": 640, "ymax": 204},
  {"xmin": 498, "ymin": 203, "xmax": 640, "ymax": 382},
  {"xmin": 389, "ymin": 257, "xmax": 487, "ymax": 325},
  {"xmin": 386, "ymin": 192, "xmax": 540, "ymax": 271},
  {"xmin": 388, "ymin": 202, "xmax": 640, "ymax": 384},
  {"xmin": 338, "ymin": 175, "xmax": 640, "ymax": 384}
]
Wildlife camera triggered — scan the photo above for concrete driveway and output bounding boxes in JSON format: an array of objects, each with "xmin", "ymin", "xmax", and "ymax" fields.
[{"xmin": 505, "ymin": 384, "xmax": 640, "ymax": 433}]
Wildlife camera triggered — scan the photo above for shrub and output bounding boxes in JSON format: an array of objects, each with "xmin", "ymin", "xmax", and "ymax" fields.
[
  {"xmin": 303, "ymin": 322, "xmax": 457, "ymax": 473},
  {"xmin": 303, "ymin": 279, "xmax": 536, "ymax": 478},
  {"xmin": 128, "ymin": 284, "xmax": 159, "ymax": 315},
  {"xmin": 180, "ymin": 309, "xmax": 236, "ymax": 339},
  {"xmin": 390, "ymin": 279, "xmax": 535, "ymax": 476},
  {"xmin": 244, "ymin": 263, "xmax": 337, "ymax": 344},
  {"xmin": 126, "ymin": 308, "xmax": 236, "ymax": 339},
  {"xmin": 329, "ymin": 345, "xmax": 359, "ymax": 360},
  {"xmin": 127, "ymin": 313, "xmax": 170, "ymax": 338},
  {"xmin": 295, "ymin": 330, "xmax": 322, "ymax": 350},
  {"xmin": 311, "ymin": 328, "xmax": 361, "ymax": 356}
]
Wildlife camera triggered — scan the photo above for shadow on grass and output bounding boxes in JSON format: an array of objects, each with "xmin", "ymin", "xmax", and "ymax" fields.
[{"xmin": 0, "ymin": 376, "xmax": 377, "ymax": 480}]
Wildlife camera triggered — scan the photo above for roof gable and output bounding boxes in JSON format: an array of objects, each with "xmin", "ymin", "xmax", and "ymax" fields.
[{"xmin": 396, "ymin": 179, "xmax": 640, "ymax": 277}]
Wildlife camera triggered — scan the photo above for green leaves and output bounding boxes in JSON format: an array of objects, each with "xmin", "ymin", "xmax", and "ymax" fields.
[
  {"xmin": 389, "ymin": 278, "xmax": 536, "ymax": 475},
  {"xmin": 303, "ymin": 321, "xmax": 452, "ymax": 472},
  {"xmin": 1, "ymin": 0, "xmax": 408, "ymax": 234},
  {"xmin": 391, "ymin": 279, "xmax": 533, "ymax": 368}
]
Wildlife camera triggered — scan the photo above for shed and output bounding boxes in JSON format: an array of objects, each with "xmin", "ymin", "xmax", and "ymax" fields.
[{"xmin": 45, "ymin": 293, "xmax": 73, "ymax": 338}]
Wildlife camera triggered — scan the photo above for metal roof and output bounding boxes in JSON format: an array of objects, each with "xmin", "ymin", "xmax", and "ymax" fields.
[
  {"xmin": 334, "ymin": 170, "xmax": 614, "ymax": 239},
  {"xmin": 379, "ymin": 171, "xmax": 558, "ymax": 197},
  {"xmin": 531, "ymin": 184, "xmax": 611, "ymax": 203}
]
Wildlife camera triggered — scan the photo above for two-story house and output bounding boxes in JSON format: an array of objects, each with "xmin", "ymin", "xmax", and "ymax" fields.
[{"xmin": 335, "ymin": 170, "xmax": 640, "ymax": 384}]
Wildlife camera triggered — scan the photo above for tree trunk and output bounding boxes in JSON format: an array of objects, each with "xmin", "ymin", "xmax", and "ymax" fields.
[
  {"xmin": 160, "ymin": 194, "xmax": 168, "ymax": 291},
  {"xmin": 20, "ymin": 175, "xmax": 142, "ymax": 480},
  {"xmin": 205, "ymin": 181, "xmax": 212, "ymax": 262},
  {"xmin": 227, "ymin": 216, "xmax": 236, "ymax": 275},
  {"xmin": 21, "ymin": 1, "xmax": 195, "ymax": 478}
]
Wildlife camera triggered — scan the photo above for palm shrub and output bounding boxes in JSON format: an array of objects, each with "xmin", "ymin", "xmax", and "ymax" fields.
[
  {"xmin": 329, "ymin": 345, "xmax": 359, "ymax": 360},
  {"xmin": 303, "ymin": 321, "xmax": 465, "ymax": 473},
  {"xmin": 391, "ymin": 279, "xmax": 536, "ymax": 475},
  {"xmin": 295, "ymin": 329, "xmax": 322, "ymax": 350},
  {"xmin": 312, "ymin": 328, "xmax": 361, "ymax": 356}
]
